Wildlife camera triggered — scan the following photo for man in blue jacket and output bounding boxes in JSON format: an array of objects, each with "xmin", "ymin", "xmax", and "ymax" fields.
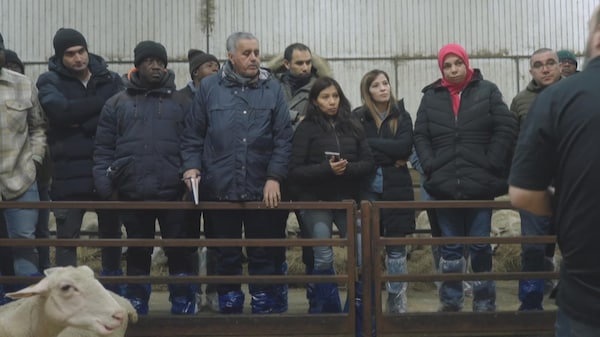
[
  {"xmin": 181, "ymin": 32, "xmax": 293, "ymax": 314},
  {"xmin": 36, "ymin": 28, "xmax": 124, "ymax": 287}
]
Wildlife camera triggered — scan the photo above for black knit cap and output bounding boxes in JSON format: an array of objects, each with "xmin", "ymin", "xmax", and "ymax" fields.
[
  {"xmin": 53, "ymin": 28, "xmax": 88, "ymax": 59},
  {"xmin": 4, "ymin": 49, "xmax": 24, "ymax": 73},
  {"xmin": 188, "ymin": 49, "xmax": 219, "ymax": 79},
  {"xmin": 0, "ymin": 33, "xmax": 4, "ymax": 50},
  {"xmin": 134, "ymin": 40, "xmax": 168, "ymax": 67}
]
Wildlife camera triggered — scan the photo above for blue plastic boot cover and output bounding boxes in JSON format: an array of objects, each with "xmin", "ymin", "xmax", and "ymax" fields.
[
  {"xmin": 310, "ymin": 268, "xmax": 341, "ymax": 313},
  {"xmin": 518, "ymin": 279, "xmax": 544, "ymax": 311},
  {"xmin": 169, "ymin": 274, "xmax": 199, "ymax": 315},
  {"xmin": 472, "ymin": 280, "xmax": 496, "ymax": 312},
  {"xmin": 218, "ymin": 290, "xmax": 245, "ymax": 314},
  {"xmin": 386, "ymin": 256, "xmax": 408, "ymax": 314},
  {"xmin": 439, "ymin": 257, "xmax": 465, "ymax": 312},
  {"xmin": 100, "ymin": 269, "xmax": 127, "ymax": 297},
  {"xmin": 126, "ymin": 283, "xmax": 151, "ymax": 315}
]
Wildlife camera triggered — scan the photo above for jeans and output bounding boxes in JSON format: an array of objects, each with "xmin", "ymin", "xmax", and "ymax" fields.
[
  {"xmin": 2, "ymin": 182, "xmax": 40, "ymax": 276},
  {"xmin": 52, "ymin": 208, "xmax": 122, "ymax": 270},
  {"xmin": 555, "ymin": 307, "xmax": 600, "ymax": 337},
  {"xmin": 520, "ymin": 210, "xmax": 552, "ymax": 272},
  {"xmin": 436, "ymin": 207, "xmax": 495, "ymax": 310},
  {"xmin": 298, "ymin": 209, "xmax": 347, "ymax": 271}
]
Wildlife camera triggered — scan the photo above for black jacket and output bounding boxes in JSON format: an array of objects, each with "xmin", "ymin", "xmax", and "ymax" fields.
[
  {"xmin": 93, "ymin": 70, "xmax": 190, "ymax": 201},
  {"xmin": 414, "ymin": 70, "xmax": 517, "ymax": 200},
  {"xmin": 36, "ymin": 53, "xmax": 123, "ymax": 200},
  {"xmin": 289, "ymin": 116, "xmax": 374, "ymax": 202},
  {"xmin": 356, "ymin": 100, "xmax": 415, "ymax": 235}
]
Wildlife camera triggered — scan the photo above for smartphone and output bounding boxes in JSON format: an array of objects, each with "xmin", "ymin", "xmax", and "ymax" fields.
[{"xmin": 324, "ymin": 151, "xmax": 341, "ymax": 162}]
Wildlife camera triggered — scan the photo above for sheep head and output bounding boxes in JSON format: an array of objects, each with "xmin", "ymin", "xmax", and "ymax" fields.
[{"xmin": 7, "ymin": 266, "xmax": 126, "ymax": 336}]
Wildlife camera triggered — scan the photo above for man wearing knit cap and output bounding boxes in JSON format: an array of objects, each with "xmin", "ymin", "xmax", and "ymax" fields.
[
  {"xmin": 36, "ymin": 28, "xmax": 124, "ymax": 290},
  {"xmin": 178, "ymin": 49, "xmax": 219, "ymax": 100},
  {"xmin": 557, "ymin": 49, "xmax": 579, "ymax": 77},
  {"xmin": 177, "ymin": 48, "xmax": 220, "ymax": 311},
  {"xmin": 0, "ymin": 32, "xmax": 47, "ymax": 282},
  {"xmin": 94, "ymin": 40, "xmax": 199, "ymax": 315}
]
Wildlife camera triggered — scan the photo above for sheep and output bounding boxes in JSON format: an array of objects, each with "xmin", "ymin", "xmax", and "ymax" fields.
[
  {"xmin": 58, "ymin": 291, "xmax": 138, "ymax": 337},
  {"xmin": 0, "ymin": 266, "xmax": 136, "ymax": 337}
]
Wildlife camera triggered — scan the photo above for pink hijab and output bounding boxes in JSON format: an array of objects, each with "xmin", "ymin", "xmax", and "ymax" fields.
[{"xmin": 438, "ymin": 44, "xmax": 474, "ymax": 116}]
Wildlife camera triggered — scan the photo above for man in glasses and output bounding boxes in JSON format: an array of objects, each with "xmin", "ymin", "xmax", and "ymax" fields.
[
  {"xmin": 557, "ymin": 49, "xmax": 579, "ymax": 77},
  {"xmin": 509, "ymin": 48, "xmax": 562, "ymax": 311}
]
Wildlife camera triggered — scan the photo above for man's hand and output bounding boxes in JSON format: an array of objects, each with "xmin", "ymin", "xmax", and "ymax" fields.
[
  {"xmin": 182, "ymin": 169, "xmax": 201, "ymax": 191},
  {"xmin": 329, "ymin": 158, "xmax": 348, "ymax": 176},
  {"xmin": 263, "ymin": 179, "xmax": 281, "ymax": 208}
]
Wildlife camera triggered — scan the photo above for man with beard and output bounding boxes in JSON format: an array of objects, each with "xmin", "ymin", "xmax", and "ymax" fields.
[
  {"xmin": 0, "ymin": 33, "xmax": 46, "ymax": 283},
  {"xmin": 36, "ymin": 29, "xmax": 124, "ymax": 287},
  {"xmin": 509, "ymin": 48, "xmax": 562, "ymax": 311},
  {"xmin": 181, "ymin": 32, "xmax": 293, "ymax": 314},
  {"xmin": 509, "ymin": 4, "xmax": 600, "ymax": 335},
  {"xmin": 93, "ymin": 41, "xmax": 198, "ymax": 315}
]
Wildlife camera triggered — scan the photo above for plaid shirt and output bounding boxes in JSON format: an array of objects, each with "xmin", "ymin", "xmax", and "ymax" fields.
[{"xmin": 0, "ymin": 68, "xmax": 46, "ymax": 200}]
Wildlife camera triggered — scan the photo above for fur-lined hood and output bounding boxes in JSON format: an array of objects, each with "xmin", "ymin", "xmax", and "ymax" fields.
[{"xmin": 266, "ymin": 53, "xmax": 332, "ymax": 78}]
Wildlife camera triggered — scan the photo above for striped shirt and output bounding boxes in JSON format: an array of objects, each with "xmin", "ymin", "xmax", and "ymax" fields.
[{"xmin": 0, "ymin": 68, "xmax": 46, "ymax": 200}]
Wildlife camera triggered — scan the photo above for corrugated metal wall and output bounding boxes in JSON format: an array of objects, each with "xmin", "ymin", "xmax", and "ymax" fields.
[{"xmin": 0, "ymin": 0, "xmax": 595, "ymax": 116}]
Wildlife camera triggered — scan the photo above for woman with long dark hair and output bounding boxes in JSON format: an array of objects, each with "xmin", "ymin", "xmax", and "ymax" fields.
[{"xmin": 289, "ymin": 76, "xmax": 374, "ymax": 313}]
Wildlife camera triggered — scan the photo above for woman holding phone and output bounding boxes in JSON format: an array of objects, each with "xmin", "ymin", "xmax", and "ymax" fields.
[{"xmin": 289, "ymin": 76, "xmax": 374, "ymax": 313}]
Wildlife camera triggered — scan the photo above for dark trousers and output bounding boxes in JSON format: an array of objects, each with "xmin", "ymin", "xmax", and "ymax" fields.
[
  {"xmin": 53, "ymin": 208, "xmax": 122, "ymax": 270},
  {"xmin": 121, "ymin": 209, "xmax": 197, "ymax": 277},
  {"xmin": 205, "ymin": 209, "xmax": 287, "ymax": 294}
]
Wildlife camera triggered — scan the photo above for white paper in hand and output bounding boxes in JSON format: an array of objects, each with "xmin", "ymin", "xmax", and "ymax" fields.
[{"xmin": 191, "ymin": 177, "xmax": 199, "ymax": 205}]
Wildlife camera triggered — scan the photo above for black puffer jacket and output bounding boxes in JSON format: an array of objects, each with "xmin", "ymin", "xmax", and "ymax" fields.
[
  {"xmin": 356, "ymin": 100, "xmax": 415, "ymax": 235},
  {"xmin": 289, "ymin": 116, "xmax": 374, "ymax": 202},
  {"xmin": 414, "ymin": 70, "xmax": 517, "ymax": 200},
  {"xmin": 93, "ymin": 70, "xmax": 190, "ymax": 201},
  {"xmin": 36, "ymin": 53, "xmax": 123, "ymax": 200}
]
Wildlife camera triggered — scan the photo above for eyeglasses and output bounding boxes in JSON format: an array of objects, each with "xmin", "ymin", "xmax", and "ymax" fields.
[
  {"xmin": 532, "ymin": 60, "xmax": 558, "ymax": 70},
  {"xmin": 560, "ymin": 59, "xmax": 577, "ymax": 65}
]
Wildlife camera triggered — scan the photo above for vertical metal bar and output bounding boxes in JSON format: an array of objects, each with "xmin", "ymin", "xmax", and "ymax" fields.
[{"xmin": 361, "ymin": 201, "xmax": 374, "ymax": 337}]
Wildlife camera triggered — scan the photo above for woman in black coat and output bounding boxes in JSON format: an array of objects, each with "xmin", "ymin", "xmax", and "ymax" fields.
[
  {"xmin": 355, "ymin": 69, "xmax": 415, "ymax": 314},
  {"xmin": 414, "ymin": 44, "xmax": 517, "ymax": 312},
  {"xmin": 289, "ymin": 77, "xmax": 374, "ymax": 313}
]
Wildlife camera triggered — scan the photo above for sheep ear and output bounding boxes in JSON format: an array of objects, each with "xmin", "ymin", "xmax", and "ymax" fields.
[{"xmin": 5, "ymin": 278, "xmax": 50, "ymax": 299}]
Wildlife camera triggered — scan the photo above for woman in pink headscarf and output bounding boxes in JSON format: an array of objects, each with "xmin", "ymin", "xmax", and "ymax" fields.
[{"xmin": 413, "ymin": 44, "xmax": 517, "ymax": 312}]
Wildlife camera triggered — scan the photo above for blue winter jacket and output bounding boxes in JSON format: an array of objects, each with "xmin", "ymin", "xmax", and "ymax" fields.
[
  {"xmin": 180, "ymin": 64, "xmax": 293, "ymax": 201},
  {"xmin": 93, "ymin": 70, "xmax": 190, "ymax": 201},
  {"xmin": 36, "ymin": 53, "xmax": 123, "ymax": 200}
]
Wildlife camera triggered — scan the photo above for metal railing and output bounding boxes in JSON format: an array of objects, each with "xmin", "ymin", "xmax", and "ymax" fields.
[{"xmin": 0, "ymin": 199, "xmax": 557, "ymax": 336}]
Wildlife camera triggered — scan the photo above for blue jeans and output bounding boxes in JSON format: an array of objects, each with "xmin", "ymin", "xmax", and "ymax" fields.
[
  {"xmin": 2, "ymin": 182, "xmax": 40, "ymax": 276},
  {"xmin": 519, "ymin": 210, "xmax": 552, "ymax": 272},
  {"xmin": 436, "ymin": 207, "xmax": 495, "ymax": 310},
  {"xmin": 298, "ymin": 209, "xmax": 347, "ymax": 270},
  {"xmin": 555, "ymin": 307, "xmax": 600, "ymax": 337}
]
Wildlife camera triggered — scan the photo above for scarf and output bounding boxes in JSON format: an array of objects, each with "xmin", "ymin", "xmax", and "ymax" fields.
[
  {"xmin": 222, "ymin": 60, "xmax": 258, "ymax": 87},
  {"xmin": 284, "ymin": 71, "xmax": 312, "ymax": 95},
  {"xmin": 438, "ymin": 44, "xmax": 474, "ymax": 116}
]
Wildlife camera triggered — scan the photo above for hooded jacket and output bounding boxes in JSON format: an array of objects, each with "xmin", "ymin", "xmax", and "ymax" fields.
[
  {"xmin": 36, "ymin": 53, "xmax": 123, "ymax": 200},
  {"xmin": 510, "ymin": 78, "xmax": 560, "ymax": 128},
  {"xmin": 267, "ymin": 53, "xmax": 332, "ymax": 127},
  {"xmin": 93, "ymin": 70, "xmax": 190, "ymax": 201},
  {"xmin": 414, "ymin": 70, "xmax": 517, "ymax": 200}
]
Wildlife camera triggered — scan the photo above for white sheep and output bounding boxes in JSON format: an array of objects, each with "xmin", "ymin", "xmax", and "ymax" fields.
[{"xmin": 0, "ymin": 266, "xmax": 137, "ymax": 337}]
